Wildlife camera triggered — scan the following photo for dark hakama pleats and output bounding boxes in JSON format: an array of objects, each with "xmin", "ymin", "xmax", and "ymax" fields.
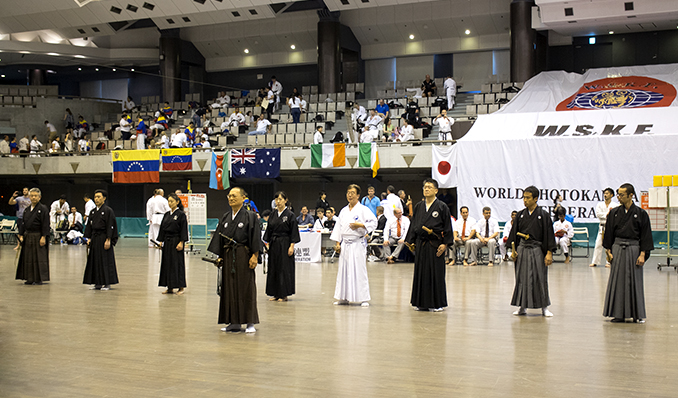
[
  {"xmin": 265, "ymin": 235, "xmax": 296, "ymax": 299},
  {"xmin": 83, "ymin": 231, "xmax": 119, "ymax": 286},
  {"xmin": 511, "ymin": 242, "xmax": 550, "ymax": 309},
  {"xmin": 159, "ymin": 236, "xmax": 187, "ymax": 289},
  {"xmin": 410, "ymin": 238, "xmax": 447, "ymax": 309},
  {"xmin": 16, "ymin": 232, "xmax": 50, "ymax": 283},
  {"xmin": 219, "ymin": 245, "xmax": 259, "ymax": 325},
  {"xmin": 603, "ymin": 239, "xmax": 645, "ymax": 320}
]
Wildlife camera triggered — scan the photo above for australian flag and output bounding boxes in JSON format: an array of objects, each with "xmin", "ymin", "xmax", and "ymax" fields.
[{"xmin": 230, "ymin": 148, "xmax": 280, "ymax": 179}]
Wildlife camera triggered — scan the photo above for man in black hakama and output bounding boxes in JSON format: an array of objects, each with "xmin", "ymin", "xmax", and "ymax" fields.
[
  {"xmin": 263, "ymin": 202, "xmax": 300, "ymax": 301},
  {"xmin": 83, "ymin": 190, "xmax": 119, "ymax": 291},
  {"xmin": 208, "ymin": 187, "xmax": 262, "ymax": 333},
  {"xmin": 405, "ymin": 178, "xmax": 453, "ymax": 312},
  {"xmin": 16, "ymin": 188, "xmax": 50, "ymax": 285},
  {"xmin": 603, "ymin": 183, "xmax": 653, "ymax": 323},
  {"xmin": 507, "ymin": 186, "xmax": 556, "ymax": 317},
  {"xmin": 157, "ymin": 201, "xmax": 189, "ymax": 294}
]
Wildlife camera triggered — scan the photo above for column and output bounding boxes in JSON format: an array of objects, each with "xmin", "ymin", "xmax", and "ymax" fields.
[
  {"xmin": 28, "ymin": 69, "xmax": 47, "ymax": 85},
  {"xmin": 510, "ymin": 0, "xmax": 536, "ymax": 83},
  {"xmin": 160, "ymin": 29, "xmax": 182, "ymax": 103},
  {"xmin": 317, "ymin": 10, "xmax": 341, "ymax": 94}
]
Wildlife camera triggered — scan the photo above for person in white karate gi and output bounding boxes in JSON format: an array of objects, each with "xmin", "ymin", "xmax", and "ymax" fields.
[
  {"xmin": 433, "ymin": 109, "xmax": 454, "ymax": 144},
  {"xmin": 360, "ymin": 110, "xmax": 382, "ymax": 143},
  {"xmin": 443, "ymin": 75, "xmax": 456, "ymax": 110},
  {"xmin": 553, "ymin": 209, "xmax": 574, "ymax": 264},
  {"xmin": 590, "ymin": 187, "xmax": 619, "ymax": 267},
  {"xmin": 210, "ymin": 92, "xmax": 230, "ymax": 109},
  {"xmin": 146, "ymin": 189, "xmax": 170, "ymax": 248},
  {"xmin": 331, "ymin": 184, "xmax": 378, "ymax": 307},
  {"xmin": 268, "ymin": 76, "xmax": 283, "ymax": 112}
]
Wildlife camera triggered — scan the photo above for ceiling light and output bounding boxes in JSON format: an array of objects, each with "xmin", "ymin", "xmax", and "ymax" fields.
[
  {"xmin": 78, "ymin": 68, "xmax": 82, "ymax": 71},
  {"xmin": 112, "ymin": 68, "xmax": 116, "ymax": 71},
  {"xmin": 74, "ymin": 55, "xmax": 86, "ymax": 58},
  {"xmin": 340, "ymin": 0, "xmax": 349, "ymax": 4},
  {"xmin": 1, "ymin": 75, "xmax": 5, "ymax": 78},
  {"xmin": 95, "ymin": 68, "xmax": 99, "ymax": 71},
  {"xmin": 127, "ymin": 4, "xmax": 138, "ymax": 12},
  {"xmin": 167, "ymin": 19, "xmax": 175, "ymax": 24},
  {"xmin": 244, "ymin": 49, "xmax": 249, "ymax": 53},
  {"xmin": 19, "ymin": 51, "xmax": 30, "ymax": 54},
  {"xmin": 77, "ymin": 29, "xmax": 86, "ymax": 34},
  {"xmin": 110, "ymin": 6, "xmax": 122, "ymax": 14},
  {"xmin": 47, "ymin": 52, "xmax": 59, "ymax": 56},
  {"xmin": 232, "ymin": 11, "xmax": 240, "ymax": 17},
  {"xmin": 589, "ymin": 37, "xmax": 596, "ymax": 44},
  {"xmin": 290, "ymin": 44, "xmax": 296, "ymax": 49},
  {"xmin": 249, "ymin": 9, "xmax": 257, "ymax": 15},
  {"xmin": 131, "ymin": 68, "xmax": 135, "ymax": 71},
  {"xmin": 182, "ymin": 17, "xmax": 191, "ymax": 22},
  {"xmin": 609, "ymin": 31, "xmax": 614, "ymax": 34},
  {"xmin": 464, "ymin": 29, "xmax": 470, "ymax": 35},
  {"xmin": 142, "ymin": 2, "xmax": 154, "ymax": 10},
  {"xmin": 408, "ymin": 34, "xmax": 414, "ymax": 40}
]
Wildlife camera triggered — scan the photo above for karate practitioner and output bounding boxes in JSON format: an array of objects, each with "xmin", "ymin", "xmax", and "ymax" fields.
[
  {"xmin": 398, "ymin": 119, "xmax": 415, "ymax": 142},
  {"xmin": 210, "ymin": 92, "xmax": 231, "ymax": 109},
  {"xmin": 468, "ymin": 206, "xmax": 500, "ymax": 266},
  {"xmin": 553, "ymin": 209, "xmax": 574, "ymax": 264},
  {"xmin": 499, "ymin": 211, "xmax": 517, "ymax": 262},
  {"xmin": 331, "ymin": 184, "xmax": 378, "ymax": 307},
  {"xmin": 157, "ymin": 193, "xmax": 189, "ymax": 295},
  {"xmin": 228, "ymin": 108, "xmax": 246, "ymax": 133},
  {"xmin": 405, "ymin": 178, "xmax": 453, "ymax": 311},
  {"xmin": 382, "ymin": 185, "xmax": 403, "ymax": 221},
  {"xmin": 49, "ymin": 195, "xmax": 69, "ymax": 243},
  {"xmin": 313, "ymin": 126, "xmax": 324, "ymax": 144},
  {"xmin": 433, "ymin": 109, "xmax": 454, "ymax": 144},
  {"xmin": 207, "ymin": 187, "xmax": 261, "ymax": 334},
  {"xmin": 146, "ymin": 189, "xmax": 170, "ymax": 248},
  {"xmin": 263, "ymin": 191, "xmax": 301, "ymax": 302},
  {"xmin": 268, "ymin": 76, "xmax": 283, "ymax": 112},
  {"xmin": 507, "ymin": 186, "xmax": 556, "ymax": 317},
  {"xmin": 83, "ymin": 190, "xmax": 119, "ymax": 291},
  {"xmin": 360, "ymin": 110, "xmax": 382, "ymax": 143},
  {"xmin": 443, "ymin": 75, "xmax": 456, "ymax": 110},
  {"xmin": 66, "ymin": 206, "xmax": 84, "ymax": 243},
  {"xmin": 351, "ymin": 103, "xmax": 367, "ymax": 132},
  {"xmin": 603, "ymin": 183, "xmax": 653, "ymax": 324},
  {"xmin": 83, "ymin": 193, "xmax": 96, "ymax": 226},
  {"xmin": 16, "ymin": 188, "xmax": 50, "ymax": 285},
  {"xmin": 590, "ymin": 188, "xmax": 619, "ymax": 267}
]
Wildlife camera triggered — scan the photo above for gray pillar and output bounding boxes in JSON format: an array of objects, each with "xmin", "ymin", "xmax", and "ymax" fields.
[
  {"xmin": 510, "ymin": 0, "xmax": 536, "ymax": 83},
  {"xmin": 317, "ymin": 10, "xmax": 341, "ymax": 94},
  {"xmin": 28, "ymin": 69, "xmax": 47, "ymax": 85},
  {"xmin": 160, "ymin": 29, "xmax": 181, "ymax": 103}
]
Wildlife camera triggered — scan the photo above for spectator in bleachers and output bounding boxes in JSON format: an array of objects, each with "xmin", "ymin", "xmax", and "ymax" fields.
[
  {"xmin": 250, "ymin": 114, "xmax": 272, "ymax": 137},
  {"xmin": 45, "ymin": 121, "xmax": 58, "ymax": 143},
  {"xmin": 30, "ymin": 135, "xmax": 43, "ymax": 154},
  {"xmin": 268, "ymin": 76, "xmax": 283, "ymax": 112},
  {"xmin": 118, "ymin": 113, "xmax": 132, "ymax": 140},
  {"xmin": 149, "ymin": 112, "xmax": 169, "ymax": 136},
  {"xmin": 245, "ymin": 111, "xmax": 254, "ymax": 128},
  {"xmin": 296, "ymin": 206, "xmax": 314, "ymax": 228},
  {"xmin": 75, "ymin": 116, "xmax": 88, "ymax": 139},
  {"xmin": 382, "ymin": 118, "xmax": 394, "ymax": 142},
  {"xmin": 351, "ymin": 103, "xmax": 367, "ymax": 131},
  {"xmin": 185, "ymin": 122, "xmax": 198, "ymax": 146},
  {"xmin": 468, "ymin": 207, "xmax": 500, "ymax": 266},
  {"xmin": 228, "ymin": 108, "xmax": 246, "ymax": 134},
  {"xmin": 170, "ymin": 128, "xmax": 187, "ymax": 148},
  {"xmin": 444, "ymin": 75, "xmax": 456, "ymax": 110},
  {"xmin": 9, "ymin": 137, "xmax": 18, "ymax": 154},
  {"xmin": 361, "ymin": 185, "xmax": 380, "ymax": 216},
  {"xmin": 160, "ymin": 102, "xmax": 173, "ymax": 120},
  {"xmin": 78, "ymin": 134, "xmax": 90, "ymax": 153},
  {"xmin": 50, "ymin": 136, "xmax": 61, "ymax": 153},
  {"xmin": 433, "ymin": 109, "xmax": 454, "ymax": 145},
  {"xmin": 210, "ymin": 91, "xmax": 230, "ymax": 109},
  {"xmin": 499, "ymin": 210, "xmax": 517, "ymax": 262},
  {"xmin": 0, "ymin": 135, "xmax": 10, "ymax": 154},
  {"xmin": 300, "ymin": 96, "xmax": 307, "ymax": 113},
  {"xmin": 159, "ymin": 131, "xmax": 169, "ymax": 149},
  {"xmin": 190, "ymin": 104, "xmax": 207, "ymax": 128},
  {"xmin": 123, "ymin": 96, "xmax": 136, "ymax": 113},
  {"xmin": 398, "ymin": 118, "xmax": 414, "ymax": 142},
  {"xmin": 376, "ymin": 99, "xmax": 390, "ymax": 119},
  {"xmin": 288, "ymin": 93, "xmax": 302, "ymax": 124},
  {"xmin": 451, "ymin": 206, "xmax": 476, "ymax": 266},
  {"xmin": 422, "ymin": 75, "xmax": 437, "ymax": 97},
  {"xmin": 316, "ymin": 191, "xmax": 330, "ymax": 212},
  {"xmin": 19, "ymin": 135, "xmax": 29, "ymax": 156},
  {"xmin": 201, "ymin": 136, "xmax": 211, "ymax": 149},
  {"xmin": 313, "ymin": 207, "xmax": 325, "ymax": 230},
  {"xmin": 553, "ymin": 208, "xmax": 574, "ymax": 264},
  {"xmin": 264, "ymin": 87, "xmax": 275, "ymax": 120},
  {"xmin": 361, "ymin": 110, "xmax": 382, "ymax": 143},
  {"xmin": 135, "ymin": 118, "xmax": 147, "ymax": 150},
  {"xmin": 402, "ymin": 98, "xmax": 421, "ymax": 127},
  {"xmin": 313, "ymin": 126, "xmax": 324, "ymax": 144},
  {"xmin": 63, "ymin": 108, "xmax": 75, "ymax": 136}
]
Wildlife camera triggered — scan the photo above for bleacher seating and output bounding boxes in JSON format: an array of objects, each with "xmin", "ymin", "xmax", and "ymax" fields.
[{"xmin": 466, "ymin": 82, "xmax": 523, "ymax": 116}]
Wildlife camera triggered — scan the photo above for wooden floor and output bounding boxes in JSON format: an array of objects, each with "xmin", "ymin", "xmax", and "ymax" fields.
[{"xmin": 2, "ymin": 239, "xmax": 678, "ymax": 398}]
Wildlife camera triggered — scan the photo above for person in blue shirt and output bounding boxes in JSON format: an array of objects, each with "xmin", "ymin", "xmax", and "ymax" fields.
[
  {"xmin": 375, "ymin": 99, "xmax": 390, "ymax": 119},
  {"xmin": 360, "ymin": 185, "xmax": 381, "ymax": 216}
]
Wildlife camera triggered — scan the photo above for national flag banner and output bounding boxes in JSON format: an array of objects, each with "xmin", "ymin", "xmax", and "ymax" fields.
[
  {"xmin": 209, "ymin": 152, "xmax": 230, "ymax": 190},
  {"xmin": 431, "ymin": 145, "xmax": 458, "ymax": 188},
  {"xmin": 358, "ymin": 142, "xmax": 380, "ymax": 177},
  {"xmin": 162, "ymin": 148, "xmax": 192, "ymax": 171},
  {"xmin": 310, "ymin": 143, "xmax": 346, "ymax": 168},
  {"xmin": 112, "ymin": 149, "xmax": 160, "ymax": 183},
  {"xmin": 230, "ymin": 148, "xmax": 280, "ymax": 178}
]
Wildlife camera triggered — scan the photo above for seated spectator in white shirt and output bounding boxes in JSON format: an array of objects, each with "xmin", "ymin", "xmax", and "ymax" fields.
[
  {"xmin": 468, "ymin": 207, "xmax": 501, "ymax": 266},
  {"xmin": 313, "ymin": 126, "xmax": 324, "ymax": 144},
  {"xmin": 170, "ymin": 130, "xmax": 187, "ymax": 148},
  {"xmin": 361, "ymin": 110, "xmax": 382, "ymax": 143},
  {"xmin": 30, "ymin": 135, "xmax": 43, "ymax": 153},
  {"xmin": 210, "ymin": 91, "xmax": 230, "ymax": 109},
  {"xmin": 250, "ymin": 114, "xmax": 272, "ymax": 135},
  {"xmin": 201, "ymin": 136, "xmax": 211, "ymax": 149},
  {"xmin": 451, "ymin": 206, "xmax": 476, "ymax": 266},
  {"xmin": 383, "ymin": 208, "xmax": 410, "ymax": 264},
  {"xmin": 159, "ymin": 131, "xmax": 169, "ymax": 149},
  {"xmin": 553, "ymin": 209, "xmax": 574, "ymax": 264},
  {"xmin": 78, "ymin": 135, "xmax": 90, "ymax": 152},
  {"xmin": 398, "ymin": 119, "xmax": 415, "ymax": 142},
  {"xmin": 123, "ymin": 96, "xmax": 136, "ymax": 113},
  {"xmin": 228, "ymin": 108, "xmax": 246, "ymax": 132},
  {"xmin": 117, "ymin": 113, "xmax": 132, "ymax": 140},
  {"xmin": 499, "ymin": 210, "xmax": 517, "ymax": 262}
]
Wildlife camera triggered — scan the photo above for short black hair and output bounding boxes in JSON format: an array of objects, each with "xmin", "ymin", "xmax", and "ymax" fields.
[
  {"xmin": 423, "ymin": 178, "xmax": 438, "ymax": 189},
  {"xmin": 261, "ymin": 209, "xmax": 271, "ymax": 218},
  {"xmin": 387, "ymin": 185, "xmax": 395, "ymax": 194},
  {"xmin": 95, "ymin": 189, "xmax": 108, "ymax": 198},
  {"xmin": 619, "ymin": 183, "xmax": 635, "ymax": 198},
  {"xmin": 460, "ymin": 206, "xmax": 469, "ymax": 212},
  {"xmin": 482, "ymin": 206, "xmax": 491, "ymax": 213},
  {"xmin": 604, "ymin": 187, "xmax": 615, "ymax": 196},
  {"xmin": 556, "ymin": 207, "xmax": 567, "ymax": 217},
  {"xmin": 524, "ymin": 186, "xmax": 539, "ymax": 200}
]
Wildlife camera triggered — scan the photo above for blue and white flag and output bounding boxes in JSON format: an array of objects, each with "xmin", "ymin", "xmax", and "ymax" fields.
[{"xmin": 230, "ymin": 148, "xmax": 280, "ymax": 179}]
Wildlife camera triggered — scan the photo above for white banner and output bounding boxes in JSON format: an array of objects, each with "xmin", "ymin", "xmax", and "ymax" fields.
[
  {"xmin": 295, "ymin": 231, "xmax": 322, "ymax": 263},
  {"xmin": 452, "ymin": 135, "xmax": 678, "ymax": 223},
  {"xmin": 432, "ymin": 145, "xmax": 458, "ymax": 188}
]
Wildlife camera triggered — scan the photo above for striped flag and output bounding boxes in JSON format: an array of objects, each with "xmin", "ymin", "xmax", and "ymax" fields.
[
  {"xmin": 111, "ymin": 149, "xmax": 160, "ymax": 183},
  {"xmin": 209, "ymin": 152, "xmax": 230, "ymax": 190},
  {"xmin": 358, "ymin": 142, "xmax": 380, "ymax": 177},
  {"xmin": 161, "ymin": 148, "xmax": 192, "ymax": 171},
  {"xmin": 311, "ymin": 143, "xmax": 345, "ymax": 168}
]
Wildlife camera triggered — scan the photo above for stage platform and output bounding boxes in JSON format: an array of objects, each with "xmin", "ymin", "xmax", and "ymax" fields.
[{"xmin": 1, "ymin": 238, "xmax": 677, "ymax": 397}]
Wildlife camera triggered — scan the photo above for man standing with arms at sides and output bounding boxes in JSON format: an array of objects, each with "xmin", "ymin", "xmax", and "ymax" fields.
[
  {"xmin": 591, "ymin": 187, "xmax": 619, "ymax": 267},
  {"xmin": 507, "ymin": 186, "xmax": 556, "ymax": 317},
  {"xmin": 146, "ymin": 189, "xmax": 170, "ymax": 248},
  {"xmin": 405, "ymin": 179, "xmax": 453, "ymax": 311},
  {"xmin": 361, "ymin": 185, "xmax": 381, "ymax": 217},
  {"xmin": 16, "ymin": 188, "xmax": 50, "ymax": 285},
  {"xmin": 208, "ymin": 187, "xmax": 261, "ymax": 333},
  {"xmin": 83, "ymin": 193, "xmax": 96, "ymax": 227},
  {"xmin": 382, "ymin": 185, "xmax": 403, "ymax": 221},
  {"xmin": 603, "ymin": 183, "xmax": 653, "ymax": 324},
  {"xmin": 83, "ymin": 190, "xmax": 119, "ymax": 291},
  {"xmin": 332, "ymin": 184, "xmax": 378, "ymax": 307},
  {"xmin": 444, "ymin": 74, "xmax": 456, "ymax": 110}
]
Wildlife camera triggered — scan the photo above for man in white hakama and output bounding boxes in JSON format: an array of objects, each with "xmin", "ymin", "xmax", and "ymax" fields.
[
  {"xmin": 591, "ymin": 188, "xmax": 619, "ymax": 267},
  {"xmin": 146, "ymin": 189, "xmax": 170, "ymax": 247},
  {"xmin": 331, "ymin": 184, "xmax": 378, "ymax": 307}
]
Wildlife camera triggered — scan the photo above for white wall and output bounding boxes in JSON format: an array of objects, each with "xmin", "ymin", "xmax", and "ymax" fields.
[
  {"xmin": 396, "ymin": 55, "xmax": 434, "ymax": 85},
  {"xmin": 453, "ymin": 50, "xmax": 510, "ymax": 91},
  {"xmin": 80, "ymin": 79, "xmax": 129, "ymax": 100},
  {"xmin": 364, "ymin": 58, "xmax": 396, "ymax": 99}
]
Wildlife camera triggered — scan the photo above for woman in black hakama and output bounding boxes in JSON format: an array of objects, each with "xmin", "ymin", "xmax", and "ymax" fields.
[
  {"xmin": 158, "ymin": 193, "xmax": 189, "ymax": 294},
  {"xmin": 263, "ymin": 191, "xmax": 301, "ymax": 302}
]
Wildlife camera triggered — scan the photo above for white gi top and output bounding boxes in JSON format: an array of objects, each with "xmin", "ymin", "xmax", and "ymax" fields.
[
  {"xmin": 84, "ymin": 199, "xmax": 96, "ymax": 220},
  {"xmin": 50, "ymin": 200, "xmax": 70, "ymax": 224},
  {"xmin": 434, "ymin": 116, "xmax": 454, "ymax": 132},
  {"xmin": 147, "ymin": 195, "xmax": 170, "ymax": 224},
  {"xmin": 330, "ymin": 202, "xmax": 377, "ymax": 243},
  {"xmin": 382, "ymin": 193, "xmax": 403, "ymax": 220},
  {"xmin": 444, "ymin": 78, "xmax": 457, "ymax": 95},
  {"xmin": 596, "ymin": 201, "xmax": 619, "ymax": 226},
  {"xmin": 314, "ymin": 131, "xmax": 324, "ymax": 144},
  {"xmin": 553, "ymin": 220, "xmax": 574, "ymax": 238},
  {"xmin": 399, "ymin": 125, "xmax": 414, "ymax": 142}
]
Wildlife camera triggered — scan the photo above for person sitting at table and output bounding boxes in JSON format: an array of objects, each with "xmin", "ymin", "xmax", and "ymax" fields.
[
  {"xmin": 296, "ymin": 206, "xmax": 314, "ymax": 228},
  {"xmin": 313, "ymin": 208, "xmax": 326, "ymax": 230}
]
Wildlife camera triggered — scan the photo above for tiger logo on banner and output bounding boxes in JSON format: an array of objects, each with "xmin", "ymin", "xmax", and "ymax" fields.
[{"xmin": 556, "ymin": 76, "xmax": 676, "ymax": 111}]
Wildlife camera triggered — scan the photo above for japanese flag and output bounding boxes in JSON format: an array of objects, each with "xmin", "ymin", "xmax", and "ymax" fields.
[{"xmin": 432, "ymin": 145, "xmax": 458, "ymax": 188}]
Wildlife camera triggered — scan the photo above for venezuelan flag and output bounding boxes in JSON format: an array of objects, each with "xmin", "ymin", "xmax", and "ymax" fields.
[
  {"xmin": 112, "ymin": 149, "xmax": 160, "ymax": 183},
  {"xmin": 162, "ymin": 148, "xmax": 192, "ymax": 171}
]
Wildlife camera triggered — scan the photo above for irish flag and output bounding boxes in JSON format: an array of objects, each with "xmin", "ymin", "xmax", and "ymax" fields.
[
  {"xmin": 358, "ymin": 142, "xmax": 380, "ymax": 177},
  {"xmin": 311, "ymin": 143, "xmax": 346, "ymax": 168}
]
